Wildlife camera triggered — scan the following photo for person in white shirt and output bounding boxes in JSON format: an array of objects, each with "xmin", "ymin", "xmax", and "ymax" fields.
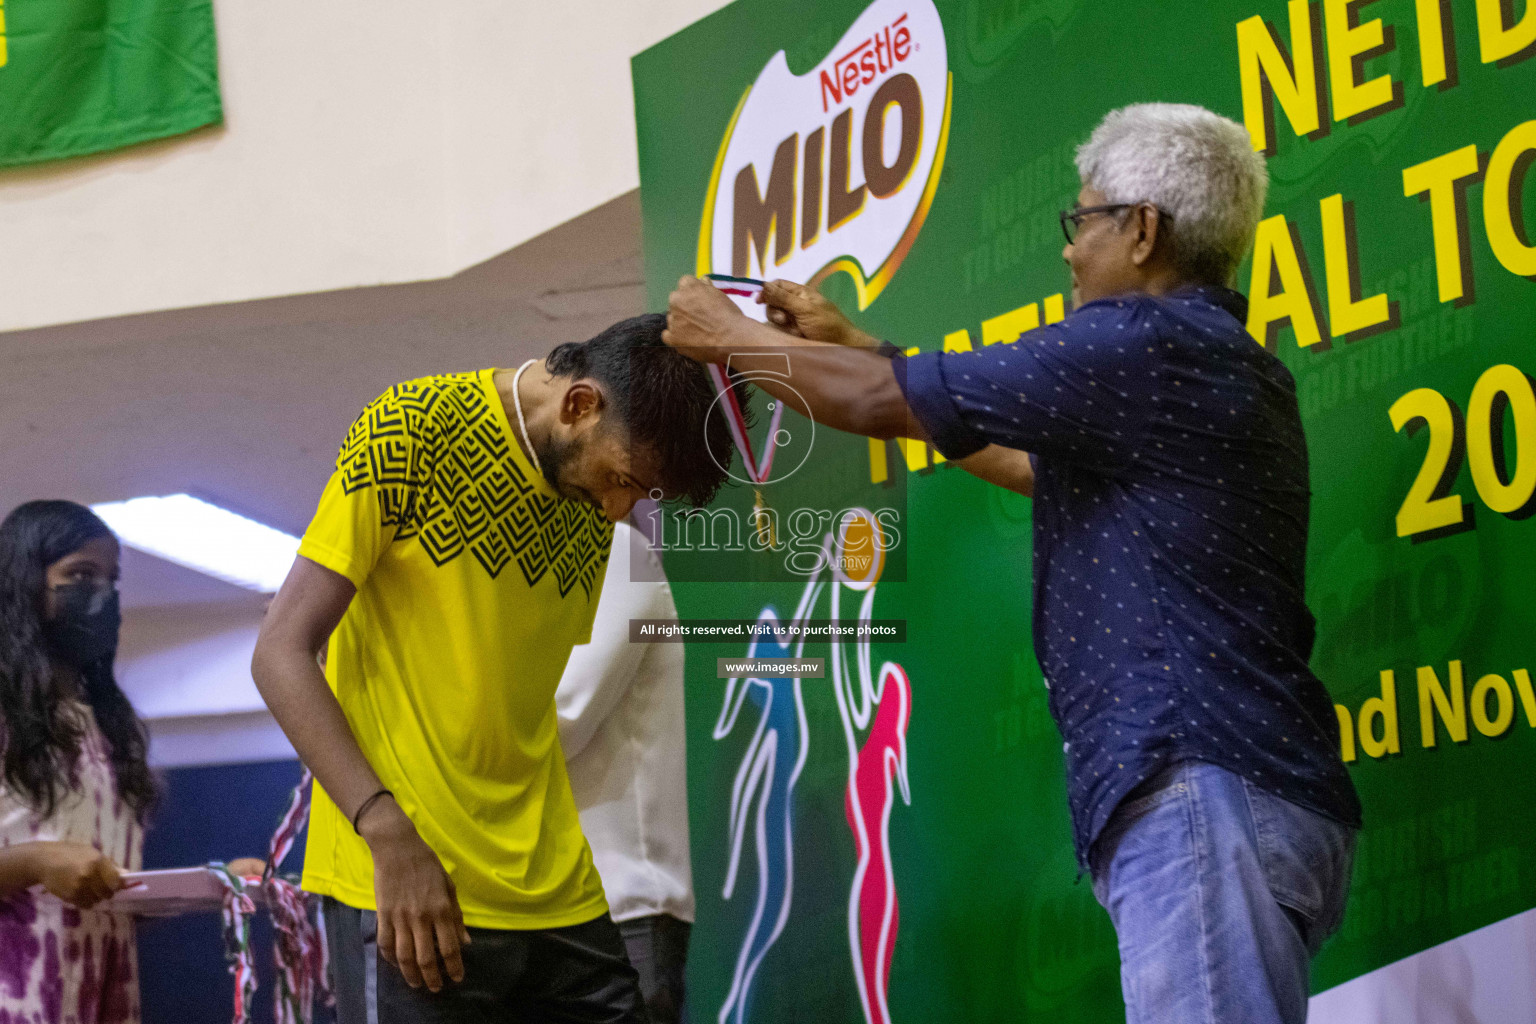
[{"xmin": 557, "ymin": 519, "xmax": 693, "ymax": 1024}]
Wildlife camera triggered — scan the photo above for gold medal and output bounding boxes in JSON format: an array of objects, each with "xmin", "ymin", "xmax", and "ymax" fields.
[{"xmin": 752, "ymin": 488, "xmax": 778, "ymax": 547}]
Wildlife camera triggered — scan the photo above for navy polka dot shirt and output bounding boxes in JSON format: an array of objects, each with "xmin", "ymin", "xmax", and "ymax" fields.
[{"xmin": 894, "ymin": 285, "xmax": 1362, "ymax": 867}]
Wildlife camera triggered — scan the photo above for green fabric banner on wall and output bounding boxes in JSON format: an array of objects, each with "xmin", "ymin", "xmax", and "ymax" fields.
[
  {"xmin": 634, "ymin": 0, "xmax": 1536, "ymax": 1019},
  {"xmin": 0, "ymin": 0, "xmax": 220, "ymax": 167}
]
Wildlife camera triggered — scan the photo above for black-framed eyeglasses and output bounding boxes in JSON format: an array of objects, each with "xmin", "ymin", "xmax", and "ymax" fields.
[{"xmin": 1059, "ymin": 203, "xmax": 1170, "ymax": 245}]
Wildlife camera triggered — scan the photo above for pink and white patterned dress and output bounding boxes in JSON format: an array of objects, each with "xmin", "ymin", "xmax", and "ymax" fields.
[{"xmin": 0, "ymin": 703, "xmax": 143, "ymax": 1024}]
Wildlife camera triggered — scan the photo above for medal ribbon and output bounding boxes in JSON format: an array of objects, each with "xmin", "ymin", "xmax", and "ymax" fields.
[{"xmin": 706, "ymin": 364, "xmax": 786, "ymax": 484}]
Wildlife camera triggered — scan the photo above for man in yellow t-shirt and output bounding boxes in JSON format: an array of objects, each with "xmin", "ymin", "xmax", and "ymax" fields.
[{"xmin": 252, "ymin": 315, "xmax": 736, "ymax": 1023}]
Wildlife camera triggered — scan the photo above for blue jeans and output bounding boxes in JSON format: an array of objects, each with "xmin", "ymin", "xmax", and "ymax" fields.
[{"xmin": 1090, "ymin": 761, "xmax": 1357, "ymax": 1024}]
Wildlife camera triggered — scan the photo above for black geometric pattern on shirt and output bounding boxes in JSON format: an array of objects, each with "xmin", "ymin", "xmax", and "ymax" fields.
[{"xmin": 335, "ymin": 373, "xmax": 612, "ymax": 596}]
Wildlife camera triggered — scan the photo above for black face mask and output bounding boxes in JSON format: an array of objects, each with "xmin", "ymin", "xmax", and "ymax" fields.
[{"xmin": 44, "ymin": 582, "xmax": 121, "ymax": 667}]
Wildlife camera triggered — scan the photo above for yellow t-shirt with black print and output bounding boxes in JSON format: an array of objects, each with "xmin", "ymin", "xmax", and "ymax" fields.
[{"xmin": 297, "ymin": 369, "xmax": 614, "ymax": 929}]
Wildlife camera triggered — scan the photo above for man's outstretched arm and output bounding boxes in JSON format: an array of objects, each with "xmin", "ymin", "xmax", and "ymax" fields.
[
  {"xmin": 663, "ymin": 275, "xmax": 926, "ymax": 442},
  {"xmin": 754, "ymin": 278, "xmax": 1035, "ymax": 498},
  {"xmin": 665, "ymin": 275, "xmax": 1038, "ymax": 498}
]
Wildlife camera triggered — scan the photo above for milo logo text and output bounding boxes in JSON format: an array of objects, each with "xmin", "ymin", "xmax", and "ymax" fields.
[{"xmin": 699, "ymin": 0, "xmax": 951, "ymax": 309}]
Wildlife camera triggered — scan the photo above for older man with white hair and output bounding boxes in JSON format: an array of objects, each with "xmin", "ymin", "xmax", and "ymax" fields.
[{"xmin": 663, "ymin": 103, "xmax": 1361, "ymax": 1024}]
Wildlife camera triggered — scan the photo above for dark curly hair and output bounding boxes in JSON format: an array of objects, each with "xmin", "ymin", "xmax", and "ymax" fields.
[
  {"xmin": 0, "ymin": 500, "xmax": 157, "ymax": 822},
  {"xmin": 546, "ymin": 313, "xmax": 749, "ymax": 508}
]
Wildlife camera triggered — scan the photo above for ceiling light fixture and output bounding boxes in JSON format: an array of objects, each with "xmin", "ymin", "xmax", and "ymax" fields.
[{"xmin": 91, "ymin": 494, "xmax": 299, "ymax": 593}]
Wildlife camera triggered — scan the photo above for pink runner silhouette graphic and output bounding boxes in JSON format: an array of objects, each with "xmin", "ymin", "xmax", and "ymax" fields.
[
  {"xmin": 828, "ymin": 510, "xmax": 911, "ymax": 1024},
  {"xmin": 844, "ymin": 663, "xmax": 912, "ymax": 1024}
]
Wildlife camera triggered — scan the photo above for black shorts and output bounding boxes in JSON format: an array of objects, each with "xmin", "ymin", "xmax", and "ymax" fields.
[
  {"xmin": 323, "ymin": 897, "xmax": 648, "ymax": 1024},
  {"xmin": 616, "ymin": 914, "xmax": 690, "ymax": 1024}
]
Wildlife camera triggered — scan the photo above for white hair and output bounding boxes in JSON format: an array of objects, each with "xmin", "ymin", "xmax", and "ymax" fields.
[{"xmin": 1075, "ymin": 103, "xmax": 1268, "ymax": 285}]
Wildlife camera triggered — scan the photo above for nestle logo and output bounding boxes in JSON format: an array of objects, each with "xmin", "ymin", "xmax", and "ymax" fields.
[{"xmin": 819, "ymin": 13, "xmax": 913, "ymax": 113}]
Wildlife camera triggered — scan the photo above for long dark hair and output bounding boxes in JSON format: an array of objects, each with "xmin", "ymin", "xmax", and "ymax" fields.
[{"xmin": 0, "ymin": 500, "xmax": 157, "ymax": 821}]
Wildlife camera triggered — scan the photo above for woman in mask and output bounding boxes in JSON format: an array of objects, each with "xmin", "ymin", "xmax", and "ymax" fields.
[{"xmin": 0, "ymin": 500, "xmax": 156, "ymax": 1024}]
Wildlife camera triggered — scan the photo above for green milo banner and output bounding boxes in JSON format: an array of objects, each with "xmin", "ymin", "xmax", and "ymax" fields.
[
  {"xmin": 634, "ymin": 0, "xmax": 1536, "ymax": 1018},
  {"xmin": 0, "ymin": 0, "xmax": 220, "ymax": 167}
]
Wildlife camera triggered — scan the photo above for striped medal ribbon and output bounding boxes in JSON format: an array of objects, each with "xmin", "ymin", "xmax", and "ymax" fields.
[{"xmin": 707, "ymin": 363, "xmax": 784, "ymax": 547}]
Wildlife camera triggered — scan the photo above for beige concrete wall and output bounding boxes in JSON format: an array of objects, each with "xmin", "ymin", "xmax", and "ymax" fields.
[{"xmin": 0, "ymin": 0, "xmax": 729, "ymax": 334}]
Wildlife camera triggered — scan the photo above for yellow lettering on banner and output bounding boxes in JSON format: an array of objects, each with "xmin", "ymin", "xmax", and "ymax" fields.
[
  {"xmin": 1514, "ymin": 669, "xmax": 1536, "ymax": 726},
  {"xmin": 1402, "ymin": 145, "xmax": 1482, "ymax": 304},
  {"xmin": 943, "ymin": 329, "xmax": 974, "ymax": 353},
  {"xmin": 1413, "ymin": 0, "xmax": 1455, "ymax": 87},
  {"xmin": 1335, "ymin": 705, "xmax": 1357, "ymax": 762},
  {"xmin": 868, "ymin": 438, "xmax": 889, "ymax": 485},
  {"xmin": 1324, "ymin": 0, "xmax": 1399, "ymax": 122},
  {"xmin": 1483, "ymin": 120, "xmax": 1536, "ymax": 278},
  {"xmin": 1360, "ymin": 669, "xmax": 1401, "ymax": 757},
  {"xmin": 1471, "ymin": 673, "xmax": 1515, "ymax": 737},
  {"xmin": 1388, "ymin": 387, "xmax": 1469, "ymax": 537},
  {"xmin": 1418, "ymin": 660, "xmax": 1468, "ymax": 748},
  {"xmin": 895, "ymin": 436, "xmax": 930, "ymax": 471},
  {"xmin": 1043, "ymin": 294, "xmax": 1067, "ymax": 324},
  {"xmin": 1475, "ymin": 0, "xmax": 1536, "ymax": 65},
  {"xmin": 1237, "ymin": 1, "xmax": 1326, "ymax": 154},
  {"xmin": 0, "ymin": 0, "xmax": 8, "ymax": 69},
  {"xmin": 1466, "ymin": 363, "xmax": 1536, "ymax": 513},
  {"xmin": 982, "ymin": 303, "xmax": 1040, "ymax": 346},
  {"xmin": 1320, "ymin": 193, "xmax": 1393, "ymax": 338},
  {"xmin": 867, "ymin": 434, "xmax": 934, "ymax": 478},
  {"xmin": 1247, "ymin": 214, "xmax": 1326, "ymax": 347}
]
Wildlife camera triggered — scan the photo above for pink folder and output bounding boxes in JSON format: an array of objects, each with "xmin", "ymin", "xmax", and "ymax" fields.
[{"xmin": 102, "ymin": 866, "xmax": 261, "ymax": 916}]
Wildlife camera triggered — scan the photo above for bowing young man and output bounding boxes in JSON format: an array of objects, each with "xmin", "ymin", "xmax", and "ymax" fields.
[{"xmin": 254, "ymin": 314, "xmax": 733, "ymax": 1023}]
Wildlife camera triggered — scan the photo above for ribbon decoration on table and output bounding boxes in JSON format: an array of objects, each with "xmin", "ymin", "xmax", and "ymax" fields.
[
  {"xmin": 706, "ymin": 363, "xmax": 785, "ymax": 547},
  {"xmin": 213, "ymin": 768, "xmax": 332, "ymax": 1024},
  {"xmin": 210, "ymin": 864, "xmax": 257, "ymax": 1024},
  {"xmin": 261, "ymin": 769, "xmax": 330, "ymax": 1024}
]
